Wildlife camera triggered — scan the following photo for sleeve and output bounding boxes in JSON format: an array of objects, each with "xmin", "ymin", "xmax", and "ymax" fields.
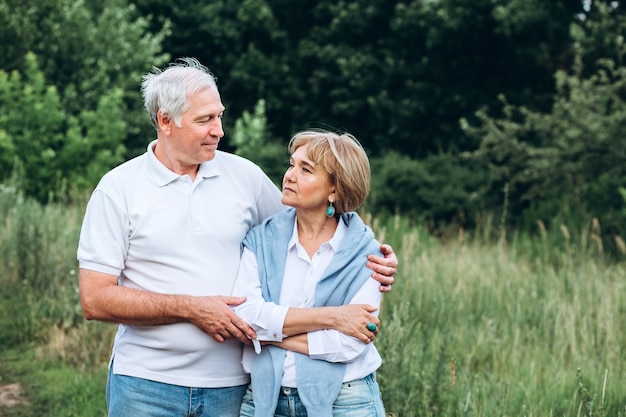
[
  {"xmin": 307, "ymin": 275, "xmax": 382, "ymax": 363},
  {"xmin": 77, "ymin": 189, "xmax": 129, "ymax": 276},
  {"xmin": 231, "ymin": 247, "xmax": 289, "ymax": 347},
  {"xmin": 255, "ymin": 171, "xmax": 285, "ymax": 222}
]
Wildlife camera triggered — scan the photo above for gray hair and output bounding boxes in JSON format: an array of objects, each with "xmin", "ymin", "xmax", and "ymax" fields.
[{"xmin": 141, "ymin": 57, "xmax": 218, "ymax": 130}]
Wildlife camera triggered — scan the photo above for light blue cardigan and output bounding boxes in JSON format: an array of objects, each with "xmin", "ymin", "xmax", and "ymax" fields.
[{"xmin": 242, "ymin": 208, "xmax": 382, "ymax": 417}]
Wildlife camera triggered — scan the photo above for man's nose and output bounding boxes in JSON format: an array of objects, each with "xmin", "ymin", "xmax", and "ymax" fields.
[{"xmin": 210, "ymin": 118, "xmax": 224, "ymax": 138}]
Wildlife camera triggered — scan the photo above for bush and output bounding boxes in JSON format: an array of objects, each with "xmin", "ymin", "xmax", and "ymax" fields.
[
  {"xmin": 461, "ymin": 57, "xmax": 626, "ymax": 254},
  {"xmin": 368, "ymin": 152, "xmax": 486, "ymax": 231}
]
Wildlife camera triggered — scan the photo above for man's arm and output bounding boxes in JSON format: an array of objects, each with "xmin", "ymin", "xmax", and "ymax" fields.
[
  {"xmin": 79, "ymin": 268, "xmax": 256, "ymax": 344},
  {"xmin": 368, "ymin": 243, "xmax": 398, "ymax": 293}
]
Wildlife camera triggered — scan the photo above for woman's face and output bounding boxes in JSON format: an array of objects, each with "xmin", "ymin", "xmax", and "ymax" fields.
[{"xmin": 281, "ymin": 145, "xmax": 335, "ymax": 213}]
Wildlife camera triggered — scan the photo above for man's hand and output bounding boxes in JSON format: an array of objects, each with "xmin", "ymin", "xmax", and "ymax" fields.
[
  {"xmin": 367, "ymin": 244, "xmax": 398, "ymax": 293},
  {"xmin": 190, "ymin": 296, "xmax": 257, "ymax": 344}
]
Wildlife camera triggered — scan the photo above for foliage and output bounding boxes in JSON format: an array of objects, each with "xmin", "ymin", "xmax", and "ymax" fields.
[
  {"xmin": 0, "ymin": 54, "xmax": 127, "ymax": 202},
  {"xmin": 375, "ymin": 0, "xmax": 579, "ymax": 156},
  {"xmin": 132, "ymin": 0, "xmax": 583, "ymax": 158},
  {"xmin": 0, "ymin": 181, "xmax": 86, "ymax": 347},
  {"xmin": 368, "ymin": 152, "xmax": 486, "ymax": 230},
  {"xmin": 0, "ymin": 348, "xmax": 108, "ymax": 417},
  {"xmin": 573, "ymin": 1, "xmax": 626, "ymax": 75},
  {"xmin": 461, "ymin": 47, "xmax": 626, "ymax": 248},
  {"xmin": 129, "ymin": 0, "xmax": 626, "ymax": 234},
  {"xmin": 2, "ymin": 0, "xmax": 626, "ymax": 235},
  {"xmin": 231, "ymin": 99, "xmax": 288, "ymax": 184},
  {"xmin": 0, "ymin": 0, "xmax": 169, "ymax": 158}
]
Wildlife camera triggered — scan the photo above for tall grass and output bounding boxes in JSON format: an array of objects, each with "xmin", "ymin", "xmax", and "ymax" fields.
[
  {"xmin": 370, "ymin": 214, "xmax": 626, "ymax": 416},
  {"xmin": 0, "ymin": 185, "xmax": 116, "ymax": 366},
  {"xmin": 1, "ymin": 189, "xmax": 625, "ymax": 416}
]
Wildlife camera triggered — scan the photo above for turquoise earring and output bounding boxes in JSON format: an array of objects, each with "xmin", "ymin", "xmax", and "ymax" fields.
[{"xmin": 326, "ymin": 200, "xmax": 336, "ymax": 217}]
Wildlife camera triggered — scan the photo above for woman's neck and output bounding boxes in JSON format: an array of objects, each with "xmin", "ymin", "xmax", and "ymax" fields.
[{"xmin": 296, "ymin": 211, "xmax": 339, "ymax": 258}]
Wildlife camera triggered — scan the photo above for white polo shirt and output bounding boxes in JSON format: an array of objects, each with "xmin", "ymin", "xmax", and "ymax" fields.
[{"xmin": 77, "ymin": 140, "xmax": 283, "ymax": 388}]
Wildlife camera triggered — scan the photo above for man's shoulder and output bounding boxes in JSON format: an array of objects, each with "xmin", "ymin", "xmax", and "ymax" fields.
[
  {"xmin": 215, "ymin": 150, "xmax": 259, "ymax": 168},
  {"xmin": 97, "ymin": 153, "xmax": 147, "ymax": 189},
  {"xmin": 106, "ymin": 153, "xmax": 145, "ymax": 175},
  {"xmin": 214, "ymin": 150, "xmax": 266, "ymax": 178}
]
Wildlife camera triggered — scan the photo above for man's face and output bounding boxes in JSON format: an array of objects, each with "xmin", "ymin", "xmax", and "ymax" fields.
[{"xmin": 166, "ymin": 86, "xmax": 225, "ymax": 165}]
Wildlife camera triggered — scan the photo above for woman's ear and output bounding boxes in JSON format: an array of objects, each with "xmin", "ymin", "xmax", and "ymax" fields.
[{"xmin": 328, "ymin": 189, "xmax": 336, "ymax": 203}]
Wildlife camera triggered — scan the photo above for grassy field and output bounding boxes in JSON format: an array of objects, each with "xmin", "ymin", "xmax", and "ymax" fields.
[{"xmin": 1, "ymin": 187, "xmax": 625, "ymax": 416}]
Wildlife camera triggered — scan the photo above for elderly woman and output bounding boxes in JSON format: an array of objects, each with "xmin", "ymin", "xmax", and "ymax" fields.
[{"xmin": 232, "ymin": 130, "xmax": 385, "ymax": 417}]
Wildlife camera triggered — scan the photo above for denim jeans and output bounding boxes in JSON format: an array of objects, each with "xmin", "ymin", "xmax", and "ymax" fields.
[
  {"xmin": 106, "ymin": 366, "xmax": 247, "ymax": 417},
  {"xmin": 239, "ymin": 373, "xmax": 385, "ymax": 417}
]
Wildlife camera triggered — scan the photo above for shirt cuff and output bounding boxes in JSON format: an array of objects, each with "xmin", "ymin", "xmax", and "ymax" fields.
[
  {"xmin": 253, "ymin": 304, "xmax": 289, "ymax": 346},
  {"xmin": 77, "ymin": 261, "xmax": 121, "ymax": 277}
]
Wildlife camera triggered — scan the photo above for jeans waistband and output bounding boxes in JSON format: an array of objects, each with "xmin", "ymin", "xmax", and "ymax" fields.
[{"xmin": 279, "ymin": 372, "xmax": 376, "ymax": 395}]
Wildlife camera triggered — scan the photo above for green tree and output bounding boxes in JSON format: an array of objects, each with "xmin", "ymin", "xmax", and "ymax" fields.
[
  {"xmin": 0, "ymin": 0, "xmax": 169, "ymax": 157},
  {"xmin": 129, "ymin": 0, "xmax": 626, "ymax": 230},
  {"xmin": 132, "ymin": 0, "xmax": 584, "ymax": 158},
  {"xmin": 375, "ymin": 0, "xmax": 582, "ymax": 157},
  {"xmin": 0, "ymin": 54, "xmax": 127, "ymax": 202},
  {"xmin": 462, "ymin": 52, "xmax": 626, "ymax": 241},
  {"xmin": 231, "ymin": 99, "xmax": 287, "ymax": 184},
  {"xmin": 575, "ymin": 0, "xmax": 626, "ymax": 74}
]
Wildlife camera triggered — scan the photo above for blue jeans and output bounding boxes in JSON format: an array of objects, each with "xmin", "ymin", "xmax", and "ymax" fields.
[
  {"xmin": 239, "ymin": 373, "xmax": 385, "ymax": 417},
  {"xmin": 106, "ymin": 366, "xmax": 247, "ymax": 417}
]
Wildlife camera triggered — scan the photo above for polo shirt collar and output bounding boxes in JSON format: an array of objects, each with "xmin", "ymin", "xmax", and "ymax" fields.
[{"xmin": 146, "ymin": 139, "xmax": 220, "ymax": 186}]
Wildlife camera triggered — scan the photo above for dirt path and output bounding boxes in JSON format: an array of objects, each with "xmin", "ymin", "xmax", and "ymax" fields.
[{"xmin": 0, "ymin": 383, "xmax": 29, "ymax": 415}]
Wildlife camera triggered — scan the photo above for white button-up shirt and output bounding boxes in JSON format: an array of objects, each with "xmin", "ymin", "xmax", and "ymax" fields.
[{"xmin": 232, "ymin": 217, "xmax": 382, "ymax": 387}]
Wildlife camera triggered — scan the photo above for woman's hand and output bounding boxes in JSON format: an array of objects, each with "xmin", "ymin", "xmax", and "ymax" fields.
[{"xmin": 328, "ymin": 304, "xmax": 380, "ymax": 344}]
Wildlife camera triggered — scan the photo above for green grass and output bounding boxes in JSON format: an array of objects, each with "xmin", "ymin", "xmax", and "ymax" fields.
[
  {"xmin": 373, "ymin": 215, "xmax": 626, "ymax": 416},
  {"xmin": 0, "ymin": 347, "xmax": 108, "ymax": 417},
  {"xmin": 1, "ymin": 190, "xmax": 625, "ymax": 416}
]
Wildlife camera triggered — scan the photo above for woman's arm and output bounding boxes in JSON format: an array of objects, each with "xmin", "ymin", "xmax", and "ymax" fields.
[
  {"xmin": 266, "ymin": 277, "xmax": 382, "ymax": 362},
  {"xmin": 265, "ymin": 333, "xmax": 309, "ymax": 355},
  {"xmin": 281, "ymin": 304, "xmax": 378, "ymax": 343},
  {"xmin": 231, "ymin": 248, "xmax": 379, "ymax": 344}
]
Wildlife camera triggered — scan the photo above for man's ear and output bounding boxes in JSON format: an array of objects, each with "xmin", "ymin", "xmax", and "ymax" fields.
[{"xmin": 157, "ymin": 110, "xmax": 172, "ymax": 134}]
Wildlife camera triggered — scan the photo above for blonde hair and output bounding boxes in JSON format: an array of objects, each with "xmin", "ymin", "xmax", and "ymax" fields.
[{"xmin": 288, "ymin": 129, "xmax": 370, "ymax": 214}]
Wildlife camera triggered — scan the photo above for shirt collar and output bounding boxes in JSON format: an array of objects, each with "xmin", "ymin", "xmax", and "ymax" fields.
[
  {"xmin": 146, "ymin": 139, "xmax": 220, "ymax": 186},
  {"xmin": 288, "ymin": 215, "xmax": 348, "ymax": 252}
]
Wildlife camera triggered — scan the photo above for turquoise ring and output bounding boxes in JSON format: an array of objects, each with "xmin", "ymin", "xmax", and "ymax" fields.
[{"xmin": 367, "ymin": 322, "xmax": 378, "ymax": 332}]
